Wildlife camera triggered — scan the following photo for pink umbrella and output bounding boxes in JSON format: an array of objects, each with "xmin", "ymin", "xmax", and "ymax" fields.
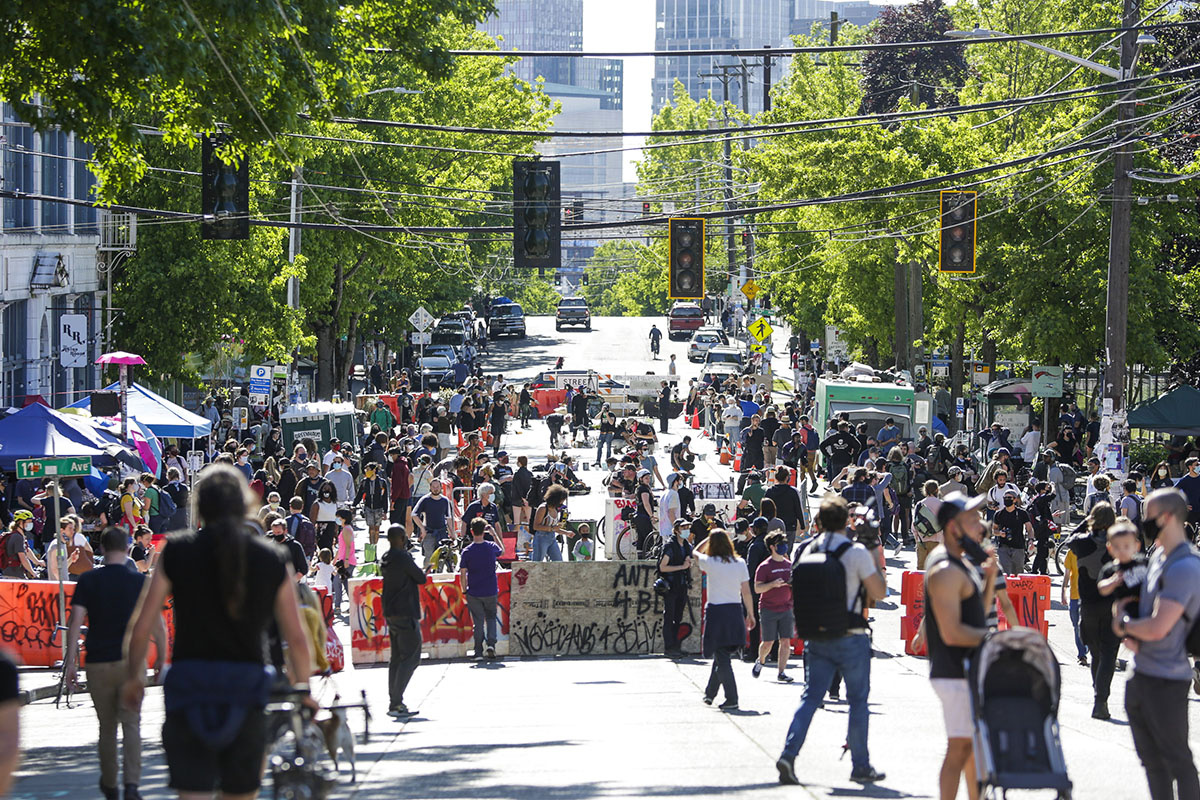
[
  {"xmin": 95, "ymin": 351, "xmax": 147, "ymax": 441},
  {"xmin": 95, "ymin": 351, "xmax": 147, "ymax": 366}
]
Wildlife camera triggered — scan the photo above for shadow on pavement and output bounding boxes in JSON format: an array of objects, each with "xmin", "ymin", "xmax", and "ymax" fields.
[{"xmin": 13, "ymin": 742, "xmax": 170, "ymax": 798}]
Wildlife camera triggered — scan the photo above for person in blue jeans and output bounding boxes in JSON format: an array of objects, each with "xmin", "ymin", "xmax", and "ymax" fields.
[
  {"xmin": 777, "ymin": 495, "xmax": 887, "ymax": 786},
  {"xmin": 460, "ymin": 517, "xmax": 503, "ymax": 658},
  {"xmin": 595, "ymin": 412, "xmax": 618, "ymax": 467},
  {"xmin": 530, "ymin": 484, "xmax": 569, "ymax": 562}
]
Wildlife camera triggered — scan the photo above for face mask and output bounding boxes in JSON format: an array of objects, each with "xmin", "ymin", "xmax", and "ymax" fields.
[
  {"xmin": 23, "ymin": 522, "xmax": 32, "ymax": 532},
  {"xmin": 775, "ymin": 543, "xmax": 789, "ymax": 556},
  {"xmin": 1141, "ymin": 516, "xmax": 1161, "ymax": 542},
  {"xmin": 238, "ymin": 456, "xmax": 247, "ymax": 463},
  {"xmin": 333, "ymin": 464, "xmax": 343, "ymax": 471},
  {"xmin": 269, "ymin": 502, "xmax": 279, "ymax": 509},
  {"xmin": 1159, "ymin": 469, "xmax": 1168, "ymax": 477},
  {"xmin": 959, "ymin": 532, "xmax": 990, "ymax": 565},
  {"xmin": 1004, "ymin": 499, "xmax": 1014, "ymax": 507}
]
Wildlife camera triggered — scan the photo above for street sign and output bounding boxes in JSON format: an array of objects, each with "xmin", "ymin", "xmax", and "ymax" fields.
[
  {"xmin": 748, "ymin": 318, "xmax": 773, "ymax": 342},
  {"xmin": 272, "ymin": 364, "xmax": 289, "ymax": 380},
  {"xmin": 411, "ymin": 331, "xmax": 431, "ymax": 345},
  {"xmin": 955, "ymin": 397, "xmax": 965, "ymax": 417},
  {"xmin": 824, "ymin": 325, "xmax": 850, "ymax": 361},
  {"xmin": 1031, "ymin": 365, "xmax": 1064, "ymax": 398},
  {"xmin": 249, "ymin": 364, "xmax": 272, "ymax": 394},
  {"xmin": 187, "ymin": 450, "xmax": 205, "ymax": 475},
  {"xmin": 250, "ymin": 393, "xmax": 269, "ymax": 406},
  {"xmin": 810, "ymin": 340, "xmax": 820, "ymax": 353},
  {"xmin": 16, "ymin": 456, "xmax": 91, "ymax": 480},
  {"xmin": 409, "ymin": 306, "xmax": 434, "ymax": 332},
  {"xmin": 59, "ymin": 314, "xmax": 89, "ymax": 368},
  {"xmin": 749, "ymin": 343, "xmax": 767, "ymax": 354},
  {"xmin": 972, "ymin": 364, "xmax": 991, "ymax": 387},
  {"xmin": 740, "ymin": 279, "xmax": 760, "ymax": 300}
]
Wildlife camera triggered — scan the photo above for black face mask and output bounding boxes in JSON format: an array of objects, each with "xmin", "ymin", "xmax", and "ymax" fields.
[
  {"xmin": 1142, "ymin": 515, "xmax": 1161, "ymax": 542},
  {"xmin": 959, "ymin": 533, "xmax": 990, "ymax": 565}
]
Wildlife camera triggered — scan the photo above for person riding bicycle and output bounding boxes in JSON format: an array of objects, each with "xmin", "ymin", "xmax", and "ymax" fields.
[
  {"xmin": 122, "ymin": 465, "xmax": 313, "ymax": 799},
  {"xmin": 649, "ymin": 325, "xmax": 662, "ymax": 356}
]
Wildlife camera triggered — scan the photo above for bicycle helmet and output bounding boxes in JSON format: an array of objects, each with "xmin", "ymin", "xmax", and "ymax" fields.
[{"xmin": 12, "ymin": 510, "xmax": 32, "ymax": 522}]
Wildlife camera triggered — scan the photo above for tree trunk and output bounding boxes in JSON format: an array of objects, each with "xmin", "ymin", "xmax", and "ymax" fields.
[
  {"xmin": 864, "ymin": 336, "xmax": 879, "ymax": 367},
  {"xmin": 314, "ymin": 323, "xmax": 337, "ymax": 400},
  {"xmin": 980, "ymin": 330, "xmax": 996, "ymax": 386},
  {"xmin": 951, "ymin": 317, "xmax": 966, "ymax": 435}
]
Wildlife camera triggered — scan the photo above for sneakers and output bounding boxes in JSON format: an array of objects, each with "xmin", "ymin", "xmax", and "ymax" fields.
[
  {"xmin": 776, "ymin": 756, "xmax": 800, "ymax": 785},
  {"xmin": 718, "ymin": 699, "xmax": 739, "ymax": 711},
  {"xmin": 1077, "ymin": 655, "xmax": 1089, "ymax": 667},
  {"xmin": 486, "ymin": 645, "xmax": 496, "ymax": 659},
  {"xmin": 1092, "ymin": 701, "xmax": 1111, "ymax": 721},
  {"xmin": 777, "ymin": 673, "xmax": 794, "ymax": 683},
  {"xmin": 850, "ymin": 765, "xmax": 886, "ymax": 783},
  {"xmin": 702, "ymin": 695, "xmax": 714, "ymax": 705},
  {"xmin": 751, "ymin": 661, "xmax": 763, "ymax": 678},
  {"xmin": 387, "ymin": 703, "xmax": 416, "ymax": 718}
]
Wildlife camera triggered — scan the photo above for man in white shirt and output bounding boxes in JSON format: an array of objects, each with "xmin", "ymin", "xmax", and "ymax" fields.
[
  {"xmin": 1019, "ymin": 421, "xmax": 1041, "ymax": 467},
  {"xmin": 721, "ymin": 397, "xmax": 744, "ymax": 451},
  {"xmin": 491, "ymin": 374, "xmax": 507, "ymax": 394},
  {"xmin": 658, "ymin": 473, "xmax": 683, "ymax": 542}
]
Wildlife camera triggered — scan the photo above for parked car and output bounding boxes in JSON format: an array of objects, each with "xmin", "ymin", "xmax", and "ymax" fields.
[
  {"xmin": 425, "ymin": 344, "xmax": 460, "ymax": 365},
  {"xmin": 488, "ymin": 302, "xmax": 526, "ymax": 338},
  {"xmin": 555, "ymin": 297, "xmax": 591, "ymax": 331},
  {"xmin": 700, "ymin": 364, "xmax": 741, "ymax": 389},
  {"xmin": 704, "ymin": 345, "xmax": 745, "ymax": 369},
  {"xmin": 667, "ymin": 301, "xmax": 705, "ymax": 340},
  {"xmin": 414, "ymin": 355, "xmax": 455, "ymax": 389},
  {"xmin": 687, "ymin": 330, "xmax": 724, "ymax": 362}
]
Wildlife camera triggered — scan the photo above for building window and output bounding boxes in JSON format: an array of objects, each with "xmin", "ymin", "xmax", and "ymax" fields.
[
  {"xmin": 42, "ymin": 130, "xmax": 70, "ymax": 233},
  {"xmin": 74, "ymin": 140, "xmax": 98, "ymax": 235},
  {"xmin": 1, "ymin": 301, "xmax": 28, "ymax": 407},
  {"xmin": 2, "ymin": 113, "xmax": 35, "ymax": 232}
]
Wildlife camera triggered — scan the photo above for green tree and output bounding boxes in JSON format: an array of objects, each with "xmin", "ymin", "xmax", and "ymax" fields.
[{"xmin": 0, "ymin": 0, "xmax": 498, "ymax": 197}]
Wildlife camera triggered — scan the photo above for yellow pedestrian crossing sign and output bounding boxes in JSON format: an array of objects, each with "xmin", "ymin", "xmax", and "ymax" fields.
[
  {"xmin": 748, "ymin": 317, "xmax": 773, "ymax": 342},
  {"xmin": 749, "ymin": 343, "xmax": 767, "ymax": 353},
  {"xmin": 740, "ymin": 279, "xmax": 760, "ymax": 300}
]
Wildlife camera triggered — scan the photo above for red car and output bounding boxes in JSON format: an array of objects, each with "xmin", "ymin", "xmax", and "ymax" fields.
[{"xmin": 667, "ymin": 302, "xmax": 705, "ymax": 340}]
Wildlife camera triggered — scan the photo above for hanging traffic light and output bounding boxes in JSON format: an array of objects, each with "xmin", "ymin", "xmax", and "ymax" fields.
[
  {"xmin": 201, "ymin": 135, "xmax": 250, "ymax": 240},
  {"xmin": 669, "ymin": 217, "xmax": 705, "ymax": 300},
  {"xmin": 513, "ymin": 160, "xmax": 560, "ymax": 269},
  {"xmin": 642, "ymin": 201, "xmax": 651, "ymax": 215},
  {"xmin": 939, "ymin": 190, "xmax": 977, "ymax": 273}
]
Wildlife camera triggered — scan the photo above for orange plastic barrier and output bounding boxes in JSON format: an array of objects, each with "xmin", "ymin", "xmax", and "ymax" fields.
[
  {"xmin": 900, "ymin": 570, "xmax": 1052, "ymax": 656},
  {"xmin": 533, "ymin": 388, "xmax": 567, "ymax": 418},
  {"xmin": 0, "ymin": 580, "xmax": 171, "ymax": 668}
]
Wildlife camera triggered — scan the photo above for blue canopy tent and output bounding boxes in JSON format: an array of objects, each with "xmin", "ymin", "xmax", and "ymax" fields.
[
  {"xmin": 67, "ymin": 382, "xmax": 212, "ymax": 439},
  {"xmin": 0, "ymin": 403, "xmax": 139, "ymax": 471}
]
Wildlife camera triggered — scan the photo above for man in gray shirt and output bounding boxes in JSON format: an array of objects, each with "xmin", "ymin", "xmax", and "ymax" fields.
[{"xmin": 1116, "ymin": 488, "xmax": 1200, "ymax": 800}]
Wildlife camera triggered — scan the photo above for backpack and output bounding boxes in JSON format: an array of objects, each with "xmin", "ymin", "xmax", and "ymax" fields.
[
  {"xmin": 0, "ymin": 531, "xmax": 17, "ymax": 572},
  {"xmin": 792, "ymin": 538, "xmax": 863, "ymax": 640},
  {"xmin": 156, "ymin": 486, "xmax": 178, "ymax": 519},
  {"xmin": 888, "ymin": 462, "xmax": 910, "ymax": 496},
  {"xmin": 1161, "ymin": 552, "xmax": 1200, "ymax": 658},
  {"xmin": 913, "ymin": 502, "xmax": 940, "ymax": 542}
]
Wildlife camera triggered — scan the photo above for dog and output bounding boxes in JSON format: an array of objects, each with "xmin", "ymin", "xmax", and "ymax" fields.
[{"xmin": 316, "ymin": 705, "xmax": 356, "ymax": 783}]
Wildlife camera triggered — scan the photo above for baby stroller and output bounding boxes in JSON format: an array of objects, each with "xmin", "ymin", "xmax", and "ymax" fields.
[{"xmin": 968, "ymin": 628, "xmax": 1072, "ymax": 799}]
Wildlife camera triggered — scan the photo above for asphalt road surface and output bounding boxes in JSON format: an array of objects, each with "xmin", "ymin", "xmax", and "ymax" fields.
[{"xmin": 14, "ymin": 315, "xmax": 1197, "ymax": 799}]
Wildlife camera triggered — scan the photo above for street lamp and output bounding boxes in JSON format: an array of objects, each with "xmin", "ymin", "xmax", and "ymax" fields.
[{"xmin": 946, "ymin": 13, "xmax": 1155, "ymax": 417}]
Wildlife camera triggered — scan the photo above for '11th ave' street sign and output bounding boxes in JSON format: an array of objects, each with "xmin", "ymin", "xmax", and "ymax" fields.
[{"xmin": 16, "ymin": 457, "xmax": 92, "ymax": 480}]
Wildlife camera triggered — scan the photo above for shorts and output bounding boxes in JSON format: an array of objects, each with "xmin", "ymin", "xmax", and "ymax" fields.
[
  {"xmin": 759, "ymin": 607, "xmax": 794, "ymax": 640},
  {"xmin": 163, "ymin": 707, "xmax": 266, "ymax": 793},
  {"xmin": 363, "ymin": 506, "xmax": 386, "ymax": 529},
  {"xmin": 931, "ymin": 678, "xmax": 974, "ymax": 739}
]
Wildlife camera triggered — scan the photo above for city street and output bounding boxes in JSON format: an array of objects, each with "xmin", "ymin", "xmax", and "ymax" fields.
[{"xmin": 13, "ymin": 315, "xmax": 1197, "ymax": 800}]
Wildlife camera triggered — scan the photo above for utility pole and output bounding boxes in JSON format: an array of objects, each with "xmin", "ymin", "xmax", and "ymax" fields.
[
  {"xmin": 830, "ymin": 11, "xmax": 842, "ymax": 45},
  {"xmin": 909, "ymin": 260, "xmax": 924, "ymax": 370},
  {"xmin": 699, "ymin": 62, "xmax": 751, "ymax": 307},
  {"xmin": 762, "ymin": 46, "xmax": 772, "ymax": 112},
  {"xmin": 286, "ymin": 166, "xmax": 302, "ymax": 405},
  {"xmin": 1104, "ymin": 0, "xmax": 1139, "ymax": 415},
  {"xmin": 894, "ymin": 258, "xmax": 908, "ymax": 371}
]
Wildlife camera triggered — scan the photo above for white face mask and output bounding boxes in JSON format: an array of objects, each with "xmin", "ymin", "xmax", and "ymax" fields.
[
  {"xmin": 23, "ymin": 522, "xmax": 32, "ymax": 532},
  {"xmin": 1159, "ymin": 469, "xmax": 1168, "ymax": 477}
]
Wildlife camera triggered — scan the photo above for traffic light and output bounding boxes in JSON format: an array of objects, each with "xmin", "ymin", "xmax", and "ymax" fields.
[
  {"xmin": 668, "ymin": 217, "xmax": 705, "ymax": 300},
  {"xmin": 939, "ymin": 190, "xmax": 977, "ymax": 273},
  {"xmin": 201, "ymin": 135, "xmax": 250, "ymax": 240},
  {"xmin": 513, "ymin": 160, "xmax": 560, "ymax": 269},
  {"xmin": 642, "ymin": 201, "xmax": 651, "ymax": 215}
]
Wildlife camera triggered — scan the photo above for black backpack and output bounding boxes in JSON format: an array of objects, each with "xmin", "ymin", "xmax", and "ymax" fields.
[
  {"xmin": 792, "ymin": 537, "xmax": 864, "ymax": 640},
  {"xmin": 1163, "ymin": 552, "xmax": 1200, "ymax": 658}
]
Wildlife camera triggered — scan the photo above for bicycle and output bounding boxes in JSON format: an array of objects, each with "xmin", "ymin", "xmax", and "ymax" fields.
[
  {"xmin": 49, "ymin": 624, "xmax": 87, "ymax": 709},
  {"xmin": 264, "ymin": 687, "xmax": 371, "ymax": 799}
]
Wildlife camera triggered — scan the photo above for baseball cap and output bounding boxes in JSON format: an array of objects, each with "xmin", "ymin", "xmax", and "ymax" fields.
[
  {"xmin": 702, "ymin": 503, "xmax": 717, "ymax": 516},
  {"xmin": 752, "ymin": 516, "xmax": 769, "ymax": 530},
  {"xmin": 936, "ymin": 491, "xmax": 986, "ymax": 528},
  {"xmin": 637, "ymin": 468, "xmax": 651, "ymax": 478},
  {"xmin": 496, "ymin": 450, "xmax": 508, "ymax": 458},
  {"xmin": 996, "ymin": 447, "xmax": 1010, "ymax": 456}
]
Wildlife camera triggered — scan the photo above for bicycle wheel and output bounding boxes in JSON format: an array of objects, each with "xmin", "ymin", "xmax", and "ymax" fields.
[
  {"xmin": 267, "ymin": 717, "xmax": 336, "ymax": 800},
  {"xmin": 1054, "ymin": 539, "xmax": 1069, "ymax": 576},
  {"xmin": 593, "ymin": 518, "xmax": 606, "ymax": 546},
  {"xmin": 615, "ymin": 529, "xmax": 637, "ymax": 561}
]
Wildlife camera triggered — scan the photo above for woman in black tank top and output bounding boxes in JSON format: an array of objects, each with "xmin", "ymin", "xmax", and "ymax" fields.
[{"xmin": 122, "ymin": 466, "xmax": 313, "ymax": 796}]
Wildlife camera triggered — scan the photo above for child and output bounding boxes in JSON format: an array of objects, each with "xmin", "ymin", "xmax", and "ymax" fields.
[
  {"xmin": 311, "ymin": 548, "xmax": 336, "ymax": 593},
  {"xmin": 333, "ymin": 509, "xmax": 357, "ymax": 611},
  {"xmin": 572, "ymin": 523, "xmax": 595, "ymax": 561},
  {"xmin": 1061, "ymin": 548, "xmax": 1088, "ymax": 667},
  {"xmin": 1098, "ymin": 519, "xmax": 1149, "ymax": 619}
]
